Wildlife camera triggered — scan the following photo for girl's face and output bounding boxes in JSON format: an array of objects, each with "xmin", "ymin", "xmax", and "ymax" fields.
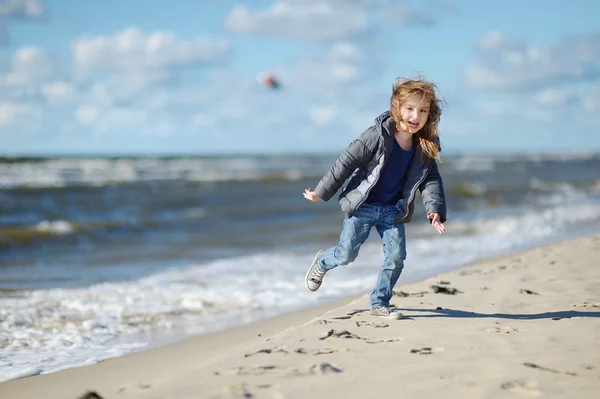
[{"xmin": 398, "ymin": 93, "xmax": 430, "ymax": 134}]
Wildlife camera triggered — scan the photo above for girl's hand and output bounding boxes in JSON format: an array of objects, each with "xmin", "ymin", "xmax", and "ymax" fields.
[
  {"xmin": 427, "ymin": 213, "xmax": 446, "ymax": 234},
  {"xmin": 303, "ymin": 188, "xmax": 322, "ymax": 202}
]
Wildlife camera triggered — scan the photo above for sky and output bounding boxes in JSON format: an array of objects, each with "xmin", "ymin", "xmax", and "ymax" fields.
[{"xmin": 1, "ymin": 0, "xmax": 600, "ymax": 156}]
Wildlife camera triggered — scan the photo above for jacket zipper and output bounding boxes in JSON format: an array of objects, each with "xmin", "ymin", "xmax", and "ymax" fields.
[
  {"xmin": 401, "ymin": 166, "xmax": 430, "ymax": 219},
  {"xmin": 353, "ymin": 154, "xmax": 384, "ymax": 213}
]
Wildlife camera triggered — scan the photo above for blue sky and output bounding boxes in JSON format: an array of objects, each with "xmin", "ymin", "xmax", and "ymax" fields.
[{"xmin": 1, "ymin": 0, "xmax": 600, "ymax": 155}]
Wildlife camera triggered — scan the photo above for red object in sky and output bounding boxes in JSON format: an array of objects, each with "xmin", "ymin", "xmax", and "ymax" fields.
[{"xmin": 260, "ymin": 72, "xmax": 281, "ymax": 89}]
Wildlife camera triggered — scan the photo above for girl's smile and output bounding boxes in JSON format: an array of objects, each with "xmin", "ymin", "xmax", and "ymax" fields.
[{"xmin": 398, "ymin": 93, "xmax": 430, "ymax": 134}]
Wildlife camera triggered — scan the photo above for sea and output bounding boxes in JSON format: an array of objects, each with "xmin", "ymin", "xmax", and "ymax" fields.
[{"xmin": 1, "ymin": 152, "xmax": 600, "ymax": 382}]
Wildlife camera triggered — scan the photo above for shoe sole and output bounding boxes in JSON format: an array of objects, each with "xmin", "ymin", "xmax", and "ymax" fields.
[
  {"xmin": 305, "ymin": 249, "xmax": 325, "ymax": 292},
  {"xmin": 369, "ymin": 310, "xmax": 403, "ymax": 320}
]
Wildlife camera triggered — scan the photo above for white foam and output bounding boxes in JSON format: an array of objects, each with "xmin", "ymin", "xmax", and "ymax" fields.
[{"xmin": 34, "ymin": 220, "xmax": 75, "ymax": 235}]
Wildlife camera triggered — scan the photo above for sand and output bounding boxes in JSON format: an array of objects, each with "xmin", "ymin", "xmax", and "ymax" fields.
[{"xmin": 1, "ymin": 234, "xmax": 599, "ymax": 399}]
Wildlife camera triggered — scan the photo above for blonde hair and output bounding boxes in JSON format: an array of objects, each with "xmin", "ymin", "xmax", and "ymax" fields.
[{"xmin": 390, "ymin": 76, "xmax": 444, "ymax": 161}]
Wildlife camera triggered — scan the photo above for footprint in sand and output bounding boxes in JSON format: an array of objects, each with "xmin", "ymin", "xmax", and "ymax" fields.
[
  {"xmin": 355, "ymin": 321, "xmax": 389, "ymax": 328},
  {"xmin": 209, "ymin": 382, "xmax": 283, "ymax": 399},
  {"xmin": 500, "ymin": 379, "xmax": 541, "ymax": 397},
  {"xmin": 459, "ymin": 269, "xmax": 482, "ymax": 276},
  {"xmin": 319, "ymin": 329, "xmax": 402, "ymax": 344},
  {"xmin": 486, "ymin": 323, "xmax": 518, "ymax": 334},
  {"xmin": 223, "ymin": 362, "xmax": 344, "ymax": 377},
  {"xmin": 244, "ymin": 346, "xmax": 349, "ymax": 357},
  {"xmin": 309, "ymin": 363, "xmax": 343, "ymax": 374},
  {"xmin": 116, "ymin": 383, "xmax": 152, "ymax": 394}
]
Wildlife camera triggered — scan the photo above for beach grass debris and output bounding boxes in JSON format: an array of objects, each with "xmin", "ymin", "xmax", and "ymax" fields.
[
  {"xmin": 393, "ymin": 290, "xmax": 428, "ymax": 297},
  {"xmin": 430, "ymin": 285, "xmax": 462, "ymax": 295},
  {"xmin": 355, "ymin": 320, "xmax": 389, "ymax": 328},
  {"xmin": 77, "ymin": 392, "xmax": 104, "ymax": 399},
  {"xmin": 314, "ymin": 348, "xmax": 350, "ymax": 355},
  {"xmin": 319, "ymin": 329, "xmax": 362, "ymax": 340},
  {"xmin": 347, "ymin": 309, "xmax": 369, "ymax": 316},
  {"xmin": 366, "ymin": 337, "xmax": 403, "ymax": 344},
  {"xmin": 572, "ymin": 302, "xmax": 598, "ymax": 308},
  {"xmin": 234, "ymin": 365, "xmax": 277, "ymax": 376},
  {"xmin": 410, "ymin": 347, "xmax": 433, "ymax": 355},
  {"xmin": 519, "ymin": 289, "xmax": 539, "ymax": 295},
  {"xmin": 244, "ymin": 347, "xmax": 291, "ymax": 357},
  {"xmin": 522, "ymin": 362, "xmax": 578, "ymax": 376}
]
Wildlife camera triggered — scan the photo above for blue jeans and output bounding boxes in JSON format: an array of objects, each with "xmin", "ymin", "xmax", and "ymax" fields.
[{"xmin": 318, "ymin": 202, "xmax": 407, "ymax": 308}]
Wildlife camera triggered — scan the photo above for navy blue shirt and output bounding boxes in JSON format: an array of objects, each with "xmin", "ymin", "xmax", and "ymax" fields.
[{"xmin": 366, "ymin": 140, "xmax": 414, "ymax": 205}]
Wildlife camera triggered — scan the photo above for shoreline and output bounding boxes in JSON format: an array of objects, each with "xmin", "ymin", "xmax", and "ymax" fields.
[{"xmin": 1, "ymin": 233, "xmax": 599, "ymax": 398}]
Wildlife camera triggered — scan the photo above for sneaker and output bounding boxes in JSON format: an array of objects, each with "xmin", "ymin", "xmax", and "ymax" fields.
[
  {"xmin": 370, "ymin": 306, "xmax": 403, "ymax": 320},
  {"xmin": 305, "ymin": 249, "xmax": 326, "ymax": 291}
]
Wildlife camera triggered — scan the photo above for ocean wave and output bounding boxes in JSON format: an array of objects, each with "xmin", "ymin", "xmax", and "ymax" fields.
[
  {"xmin": 0, "ymin": 156, "xmax": 331, "ymax": 188},
  {"xmin": 0, "ymin": 220, "xmax": 81, "ymax": 246}
]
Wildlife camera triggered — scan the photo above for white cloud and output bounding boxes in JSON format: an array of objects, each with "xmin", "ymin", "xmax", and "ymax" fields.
[
  {"xmin": 192, "ymin": 113, "xmax": 216, "ymax": 127},
  {"xmin": 0, "ymin": 0, "xmax": 45, "ymax": 18},
  {"xmin": 466, "ymin": 30, "xmax": 600, "ymax": 90},
  {"xmin": 41, "ymin": 81, "xmax": 75, "ymax": 104},
  {"xmin": 308, "ymin": 105, "xmax": 338, "ymax": 126},
  {"xmin": 0, "ymin": 46, "xmax": 60, "ymax": 103},
  {"xmin": 225, "ymin": 2, "xmax": 370, "ymax": 42},
  {"xmin": 477, "ymin": 31, "xmax": 524, "ymax": 52},
  {"xmin": 534, "ymin": 88, "xmax": 572, "ymax": 107},
  {"xmin": 83, "ymin": 71, "xmax": 172, "ymax": 107},
  {"xmin": 72, "ymin": 27, "xmax": 231, "ymax": 74},
  {"xmin": 0, "ymin": 101, "xmax": 18, "ymax": 124},
  {"xmin": 0, "ymin": 0, "xmax": 45, "ymax": 45},
  {"xmin": 582, "ymin": 84, "xmax": 600, "ymax": 111},
  {"xmin": 524, "ymin": 109, "xmax": 553, "ymax": 122},
  {"xmin": 0, "ymin": 101, "xmax": 41, "ymax": 127},
  {"xmin": 378, "ymin": 2, "xmax": 436, "ymax": 27},
  {"xmin": 285, "ymin": 42, "xmax": 380, "ymax": 94},
  {"xmin": 75, "ymin": 105, "xmax": 99, "ymax": 125},
  {"xmin": 2, "ymin": 46, "xmax": 54, "ymax": 86},
  {"xmin": 76, "ymin": 105, "xmax": 149, "ymax": 135},
  {"xmin": 224, "ymin": 0, "xmax": 447, "ymax": 42},
  {"xmin": 0, "ymin": 24, "xmax": 7, "ymax": 44}
]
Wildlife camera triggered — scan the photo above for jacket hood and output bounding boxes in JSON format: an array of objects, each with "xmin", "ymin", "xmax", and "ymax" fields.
[{"xmin": 374, "ymin": 111, "xmax": 395, "ymax": 137}]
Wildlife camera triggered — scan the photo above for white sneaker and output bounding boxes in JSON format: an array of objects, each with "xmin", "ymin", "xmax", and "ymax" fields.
[
  {"xmin": 305, "ymin": 249, "xmax": 326, "ymax": 291},
  {"xmin": 370, "ymin": 306, "xmax": 403, "ymax": 320}
]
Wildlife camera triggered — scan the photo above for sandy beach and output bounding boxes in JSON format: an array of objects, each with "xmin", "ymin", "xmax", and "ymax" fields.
[{"xmin": 2, "ymin": 234, "xmax": 599, "ymax": 399}]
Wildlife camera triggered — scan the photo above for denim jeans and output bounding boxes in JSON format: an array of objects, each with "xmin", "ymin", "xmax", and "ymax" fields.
[{"xmin": 318, "ymin": 202, "xmax": 407, "ymax": 308}]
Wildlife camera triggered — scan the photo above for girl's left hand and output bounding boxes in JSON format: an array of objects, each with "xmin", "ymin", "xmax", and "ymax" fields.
[
  {"xmin": 427, "ymin": 213, "xmax": 446, "ymax": 235},
  {"xmin": 303, "ymin": 188, "xmax": 322, "ymax": 202}
]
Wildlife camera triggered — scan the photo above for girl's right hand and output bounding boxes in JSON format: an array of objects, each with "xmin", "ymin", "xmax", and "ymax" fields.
[{"xmin": 303, "ymin": 188, "xmax": 322, "ymax": 202}]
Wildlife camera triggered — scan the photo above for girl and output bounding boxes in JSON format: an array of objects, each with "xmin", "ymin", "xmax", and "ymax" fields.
[{"xmin": 303, "ymin": 77, "xmax": 447, "ymax": 320}]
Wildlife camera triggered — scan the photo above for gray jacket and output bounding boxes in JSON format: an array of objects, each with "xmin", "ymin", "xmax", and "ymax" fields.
[{"xmin": 314, "ymin": 111, "xmax": 447, "ymax": 224}]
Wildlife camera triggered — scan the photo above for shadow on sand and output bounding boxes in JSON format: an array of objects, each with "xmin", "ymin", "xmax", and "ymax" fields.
[{"xmin": 397, "ymin": 308, "xmax": 600, "ymax": 320}]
